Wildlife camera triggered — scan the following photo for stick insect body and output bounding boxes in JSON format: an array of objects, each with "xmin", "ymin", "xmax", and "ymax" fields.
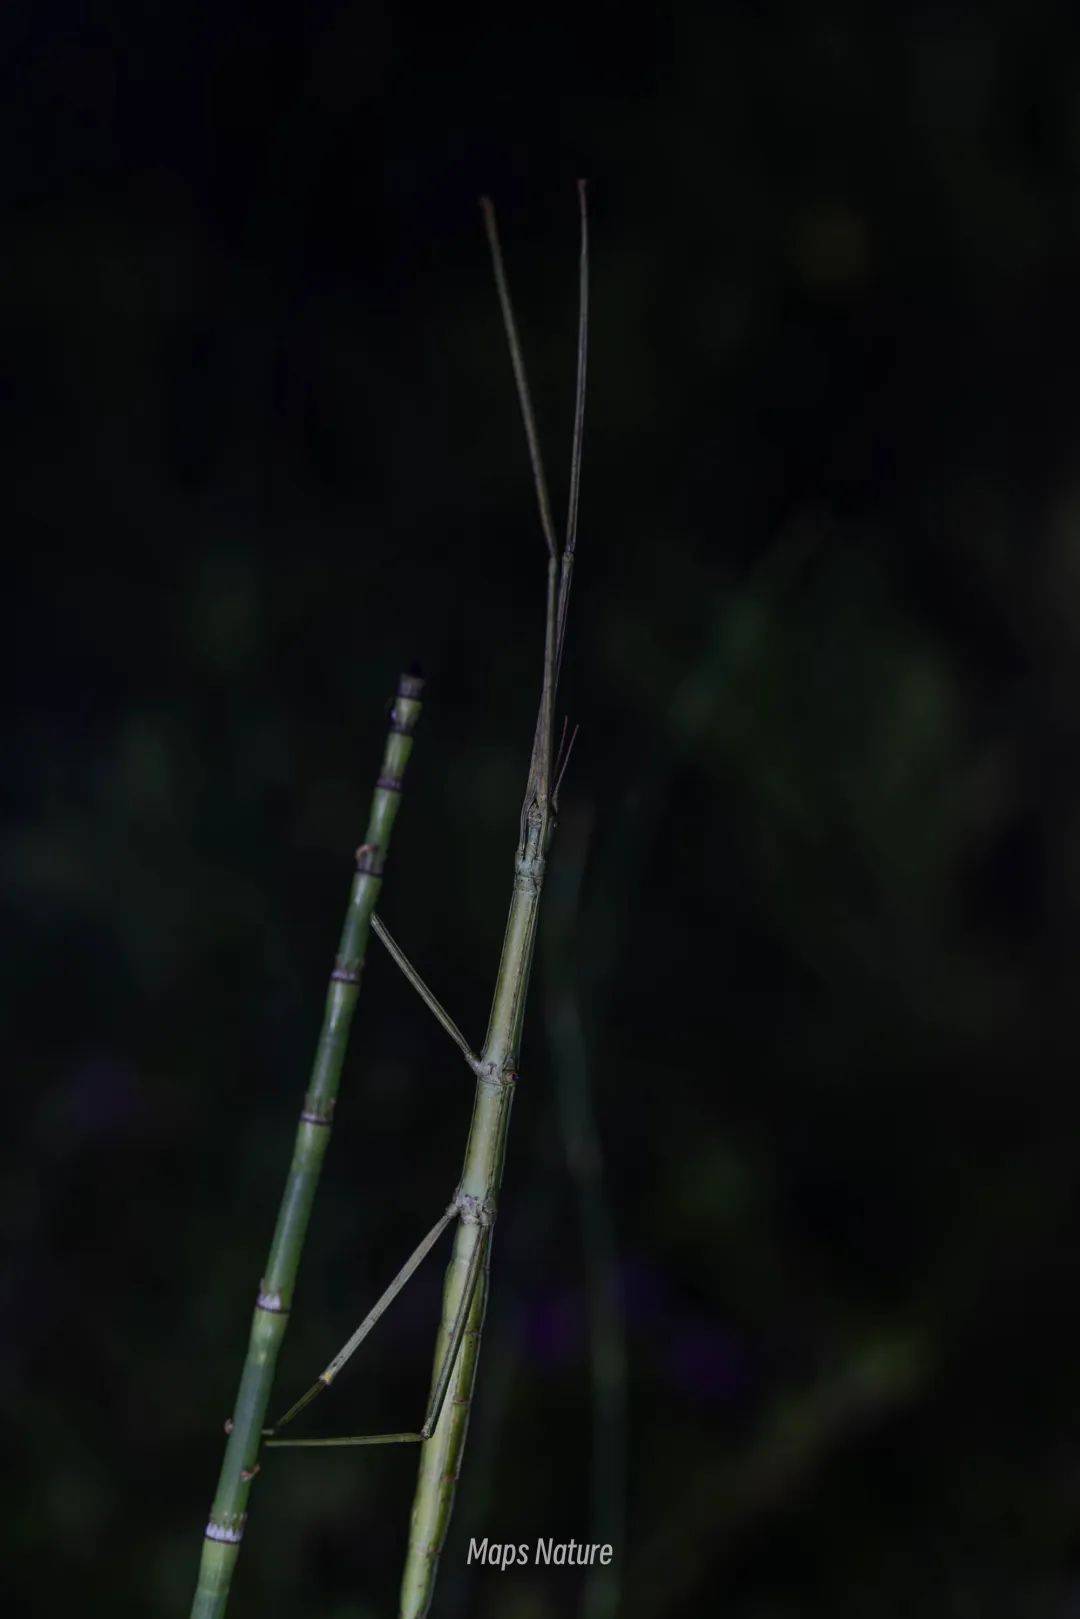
[{"xmin": 191, "ymin": 185, "xmax": 589, "ymax": 1619}]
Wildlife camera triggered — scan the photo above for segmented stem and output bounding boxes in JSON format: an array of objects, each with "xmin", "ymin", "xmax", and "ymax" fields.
[{"xmin": 190, "ymin": 672, "xmax": 424, "ymax": 1619}]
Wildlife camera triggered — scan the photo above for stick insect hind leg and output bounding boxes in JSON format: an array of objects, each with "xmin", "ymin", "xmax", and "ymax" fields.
[{"xmin": 261, "ymin": 1206, "xmax": 489, "ymax": 1451}]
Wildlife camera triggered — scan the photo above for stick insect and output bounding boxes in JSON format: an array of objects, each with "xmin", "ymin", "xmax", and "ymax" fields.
[{"xmin": 191, "ymin": 184, "xmax": 589, "ymax": 1619}]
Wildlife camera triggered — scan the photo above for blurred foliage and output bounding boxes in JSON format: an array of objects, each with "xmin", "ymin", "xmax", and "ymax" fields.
[{"xmin": 7, "ymin": 4, "xmax": 1080, "ymax": 1616}]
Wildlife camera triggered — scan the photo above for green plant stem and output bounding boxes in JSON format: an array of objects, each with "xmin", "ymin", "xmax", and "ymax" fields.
[{"xmin": 190, "ymin": 671, "xmax": 424, "ymax": 1619}]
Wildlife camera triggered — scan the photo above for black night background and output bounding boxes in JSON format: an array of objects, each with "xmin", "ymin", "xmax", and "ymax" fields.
[{"xmin": 7, "ymin": 5, "xmax": 1080, "ymax": 1616}]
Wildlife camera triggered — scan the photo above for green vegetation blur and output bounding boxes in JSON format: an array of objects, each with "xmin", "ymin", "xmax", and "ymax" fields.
[{"xmin": 7, "ymin": 7, "xmax": 1080, "ymax": 1616}]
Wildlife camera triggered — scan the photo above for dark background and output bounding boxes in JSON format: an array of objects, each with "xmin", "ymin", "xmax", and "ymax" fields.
[{"xmin": 7, "ymin": 4, "xmax": 1080, "ymax": 1616}]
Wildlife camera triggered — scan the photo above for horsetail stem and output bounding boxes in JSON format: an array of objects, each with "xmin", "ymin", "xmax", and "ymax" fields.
[{"xmin": 189, "ymin": 671, "xmax": 424, "ymax": 1619}]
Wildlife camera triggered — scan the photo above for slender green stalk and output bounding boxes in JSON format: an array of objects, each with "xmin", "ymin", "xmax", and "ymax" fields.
[
  {"xmin": 190, "ymin": 671, "xmax": 424, "ymax": 1619},
  {"xmin": 398, "ymin": 184, "xmax": 589, "ymax": 1619}
]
